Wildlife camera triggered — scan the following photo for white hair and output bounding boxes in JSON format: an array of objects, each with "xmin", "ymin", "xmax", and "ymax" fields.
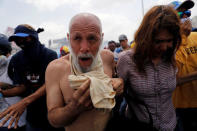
[{"xmin": 68, "ymin": 12, "xmax": 102, "ymax": 35}]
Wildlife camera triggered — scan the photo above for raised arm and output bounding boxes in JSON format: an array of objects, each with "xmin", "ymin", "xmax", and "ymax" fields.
[
  {"xmin": 100, "ymin": 49, "xmax": 115, "ymax": 78},
  {"xmin": 100, "ymin": 49, "xmax": 123, "ymax": 95}
]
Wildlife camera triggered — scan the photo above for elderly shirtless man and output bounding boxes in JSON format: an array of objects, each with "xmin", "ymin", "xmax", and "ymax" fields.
[{"xmin": 45, "ymin": 13, "xmax": 123, "ymax": 131}]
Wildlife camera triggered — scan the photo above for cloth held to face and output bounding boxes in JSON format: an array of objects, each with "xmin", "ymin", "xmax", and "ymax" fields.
[{"xmin": 68, "ymin": 54, "xmax": 116, "ymax": 109}]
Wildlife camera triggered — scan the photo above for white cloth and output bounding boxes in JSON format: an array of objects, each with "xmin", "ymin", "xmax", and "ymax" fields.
[
  {"xmin": 68, "ymin": 54, "xmax": 115, "ymax": 109},
  {"xmin": 0, "ymin": 55, "xmax": 26, "ymax": 127}
]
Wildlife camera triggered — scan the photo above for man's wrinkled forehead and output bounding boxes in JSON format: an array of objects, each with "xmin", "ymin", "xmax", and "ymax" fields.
[{"xmin": 70, "ymin": 24, "xmax": 101, "ymax": 36}]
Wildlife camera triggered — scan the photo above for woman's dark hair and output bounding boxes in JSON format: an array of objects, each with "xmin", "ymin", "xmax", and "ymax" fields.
[{"xmin": 133, "ymin": 5, "xmax": 181, "ymax": 73}]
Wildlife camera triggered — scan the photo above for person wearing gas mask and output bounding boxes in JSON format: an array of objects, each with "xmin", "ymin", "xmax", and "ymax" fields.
[
  {"xmin": 0, "ymin": 24, "xmax": 64, "ymax": 131},
  {"xmin": 169, "ymin": 0, "xmax": 197, "ymax": 130}
]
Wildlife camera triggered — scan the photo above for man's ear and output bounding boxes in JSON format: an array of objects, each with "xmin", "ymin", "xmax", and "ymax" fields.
[
  {"xmin": 67, "ymin": 33, "xmax": 70, "ymax": 41},
  {"xmin": 101, "ymin": 33, "xmax": 104, "ymax": 41}
]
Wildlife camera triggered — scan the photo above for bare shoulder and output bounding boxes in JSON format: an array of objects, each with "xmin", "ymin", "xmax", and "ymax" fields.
[
  {"xmin": 46, "ymin": 55, "xmax": 70, "ymax": 77},
  {"xmin": 100, "ymin": 49, "xmax": 114, "ymax": 62}
]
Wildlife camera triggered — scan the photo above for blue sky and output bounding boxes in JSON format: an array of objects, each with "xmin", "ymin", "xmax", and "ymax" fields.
[{"xmin": 1, "ymin": 0, "xmax": 197, "ymax": 46}]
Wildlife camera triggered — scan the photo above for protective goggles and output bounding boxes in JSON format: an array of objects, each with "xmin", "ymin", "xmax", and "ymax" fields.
[{"xmin": 178, "ymin": 10, "xmax": 191, "ymax": 18}]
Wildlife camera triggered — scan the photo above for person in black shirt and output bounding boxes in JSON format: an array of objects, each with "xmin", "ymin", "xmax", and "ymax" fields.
[{"xmin": 0, "ymin": 24, "xmax": 63, "ymax": 131}]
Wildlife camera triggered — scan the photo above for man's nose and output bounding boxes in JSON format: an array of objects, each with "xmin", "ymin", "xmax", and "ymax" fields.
[{"xmin": 80, "ymin": 40, "xmax": 90, "ymax": 53}]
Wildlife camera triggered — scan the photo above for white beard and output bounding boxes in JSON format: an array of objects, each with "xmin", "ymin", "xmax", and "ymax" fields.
[{"xmin": 70, "ymin": 49, "xmax": 99, "ymax": 73}]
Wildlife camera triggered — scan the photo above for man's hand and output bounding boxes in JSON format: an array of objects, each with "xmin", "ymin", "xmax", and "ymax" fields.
[
  {"xmin": 0, "ymin": 100, "xmax": 27, "ymax": 129},
  {"xmin": 111, "ymin": 78, "xmax": 124, "ymax": 96},
  {"xmin": 68, "ymin": 79, "xmax": 93, "ymax": 115},
  {"xmin": 181, "ymin": 19, "xmax": 192, "ymax": 37}
]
